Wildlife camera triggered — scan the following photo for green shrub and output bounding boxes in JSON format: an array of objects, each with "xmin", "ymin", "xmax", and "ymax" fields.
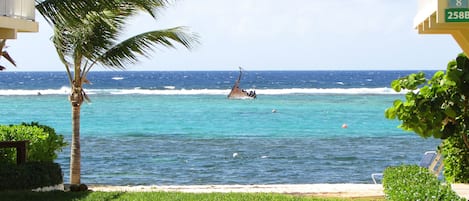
[
  {"xmin": 383, "ymin": 165, "xmax": 463, "ymax": 201},
  {"xmin": 384, "ymin": 54, "xmax": 469, "ymax": 183},
  {"xmin": 0, "ymin": 122, "xmax": 67, "ymax": 163},
  {"xmin": 441, "ymin": 136, "xmax": 469, "ymax": 183},
  {"xmin": 0, "ymin": 162, "xmax": 63, "ymax": 190}
]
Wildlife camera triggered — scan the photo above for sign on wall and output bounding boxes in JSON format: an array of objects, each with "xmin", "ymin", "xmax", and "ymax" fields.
[{"xmin": 446, "ymin": 0, "xmax": 469, "ymax": 22}]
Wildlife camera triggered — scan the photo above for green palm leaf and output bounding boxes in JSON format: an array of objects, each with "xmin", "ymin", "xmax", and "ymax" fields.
[
  {"xmin": 36, "ymin": 0, "xmax": 169, "ymax": 25},
  {"xmin": 98, "ymin": 27, "xmax": 198, "ymax": 69}
]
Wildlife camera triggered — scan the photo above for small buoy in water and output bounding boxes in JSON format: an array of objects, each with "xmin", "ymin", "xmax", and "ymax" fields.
[
  {"xmin": 232, "ymin": 153, "xmax": 238, "ymax": 158},
  {"xmin": 272, "ymin": 109, "xmax": 277, "ymax": 113},
  {"xmin": 342, "ymin": 124, "xmax": 348, "ymax": 129}
]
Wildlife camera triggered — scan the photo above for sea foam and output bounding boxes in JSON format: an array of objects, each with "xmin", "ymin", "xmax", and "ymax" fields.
[{"xmin": 0, "ymin": 87, "xmax": 406, "ymax": 96}]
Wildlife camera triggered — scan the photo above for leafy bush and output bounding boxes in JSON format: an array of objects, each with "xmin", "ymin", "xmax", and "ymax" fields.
[
  {"xmin": 0, "ymin": 162, "xmax": 63, "ymax": 190},
  {"xmin": 0, "ymin": 122, "xmax": 67, "ymax": 163},
  {"xmin": 441, "ymin": 136, "xmax": 469, "ymax": 183},
  {"xmin": 385, "ymin": 54, "xmax": 469, "ymax": 182},
  {"xmin": 383, "ymin": 165, "xmax": 464, "ymax": 201}
]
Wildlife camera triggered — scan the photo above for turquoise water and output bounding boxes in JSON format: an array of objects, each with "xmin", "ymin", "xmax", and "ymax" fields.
[
  {"xmin": 0, "ymin": 94, "xmax": 441, "ymax": 184},
  {"xmin": 0, "ymin": 71, "xmax": 444, "ymax": 184},
  {"xmin": 0, "ymin": 94, "xmax": 411, "ymax": 138}
]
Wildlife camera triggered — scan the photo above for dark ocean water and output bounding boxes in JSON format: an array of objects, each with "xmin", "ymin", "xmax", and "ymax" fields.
[
  {"xmin": 0, "ymin": 70, "xmax": 436, "ymax": 90},
  {"xmin": 0, "ymin": 70, "xmax": 441, "ymax": 185}
]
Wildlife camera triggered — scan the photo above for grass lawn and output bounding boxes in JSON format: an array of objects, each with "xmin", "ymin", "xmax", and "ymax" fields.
[{"xmin": 0, "ymin": 191, "xmax": 385, "ymax": 201}]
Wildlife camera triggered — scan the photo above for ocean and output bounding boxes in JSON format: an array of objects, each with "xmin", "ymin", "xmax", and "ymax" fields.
[{"xmin": 0, "ymin": 70, "xmax": 441, "ymax": 185}]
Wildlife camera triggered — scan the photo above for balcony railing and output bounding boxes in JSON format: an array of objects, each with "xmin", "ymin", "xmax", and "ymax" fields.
[
  {"xmin": 0, "ymin": 0, "xmax": 35, "ymax": 21},
  {"xmin": 414, "ymin": 0, "xmax": 438, "ymax": 27}
]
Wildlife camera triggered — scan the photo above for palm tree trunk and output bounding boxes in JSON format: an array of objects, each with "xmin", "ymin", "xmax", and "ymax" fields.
[{"xmin": 70, "ymin": 102, "xmax": 81, "ymax": 184}]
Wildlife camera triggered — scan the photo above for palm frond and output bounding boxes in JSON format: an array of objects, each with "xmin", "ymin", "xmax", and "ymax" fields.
[
  {"xmin": 51, "ymin": 4, "xmax": 135, "ymax": 63},
  {"xmin": 2, "ymin": 51, "xmax": 16, "ymax": 66},
  {"xmin": 122, "ymin": 0, "xmax": 170, "ymax": 18},
  {"xmin": 52, "ymin": 24, "xmax": 75, "ymax": 66},
  {"xmin": 97, "ymin": 27, "xmax": 199, "ymax": 69},
  {"xmin": 36, "ymin": 0, "xmax": 126, "ymax": 25},
  {"xmin": 36, "ymin": 0, "xmax": 170, "ymax": 26},
  {"xmin": 42, "ymin": 0, "xmax": 198, "ymax": 71}
]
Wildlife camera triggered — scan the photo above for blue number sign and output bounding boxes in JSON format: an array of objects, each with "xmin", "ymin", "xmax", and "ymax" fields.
[{"xmin": 449, "ymin": 0, "xmax": 469, "ymax": 8}]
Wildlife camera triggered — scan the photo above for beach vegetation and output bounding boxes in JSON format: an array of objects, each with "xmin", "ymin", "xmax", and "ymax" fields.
[
  {"xmin": 0, "ymin": 122, "xmax": 65, "ymax": 190},
  {"xmin": 385, "ymin": 53, "xmax": 469, "ymax": 183},
  {"xmin": 440, "ymin": 137, "xmax": 469, "ymax": 183},
  {"xmin": 35, "ymin": 0, "xmax": 198, "ymax": 185},
  {"xmin": 382, "ymin": 165, "xmax": 464, "ymax": 200},
  {"xmin": 0, "ymin": 122, "xmax": 66, "ymax": 163},
  {"xmin": 0, "ymin": 162, "xmax": 62, "ymax": 191},
  {"xmin": 0, "ymin": 191, "xmax": 382, "ymax": 201}
]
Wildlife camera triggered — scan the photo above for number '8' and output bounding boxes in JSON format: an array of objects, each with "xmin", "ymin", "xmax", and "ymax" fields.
[{"xmin": 457, "ymin": 11, "xmax": 469, "ymax": 19}]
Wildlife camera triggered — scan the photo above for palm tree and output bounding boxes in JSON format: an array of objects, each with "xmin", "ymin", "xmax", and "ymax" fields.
[{"xmin": 35, "ymin": 0, "xmax": 198, "ymax": 185}]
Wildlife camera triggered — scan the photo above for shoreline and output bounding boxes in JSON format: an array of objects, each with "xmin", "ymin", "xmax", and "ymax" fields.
[
  {"xmin": 88, "ymin": 184, "xmax": 385, "ymax": 198},
  {"xmin": 87, "ymin": 183, "xmax": 469, "ymax": 199}
]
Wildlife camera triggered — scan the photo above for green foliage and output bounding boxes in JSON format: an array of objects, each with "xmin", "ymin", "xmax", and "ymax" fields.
[
  {"xmin": 386, "ymin": 54, "xmax": 469, "ymax": 182},
  {"xmin": 385, "ymin": 54, "xmax": 469, "ymax": 140},
  {"xmin": 0, "ymin": 162, "xmax": 63, "ymax": 190},
  {"xmin": 50, "ymin": 0, "xmax": 198, "ymax": 72},
  {"xmin": 390, "ymin": 71, "xmax": 427, "ymax": 92},
  {"xmin": 385, "ymin": 68, "xmax": 459, "ymax": 139},
  {"xmin": 441, "ymin": 136, "xmax": 469, "ymax": 183},
  {"xmin": 0, "ymin": 122, "xmax": 67, "ymax": 163},
  {"xmin": 382, "ymin": 165, "xmax": 464, "ymax": 201}
]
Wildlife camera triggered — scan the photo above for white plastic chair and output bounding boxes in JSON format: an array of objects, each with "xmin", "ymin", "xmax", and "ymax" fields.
[{"xmin": 371, "ymin": 151, "xmax": 443, "ymax": 184}]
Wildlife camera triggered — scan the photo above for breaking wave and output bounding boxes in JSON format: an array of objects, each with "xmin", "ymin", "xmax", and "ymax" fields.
[{"xmin": 0, "ymin": 87, "xmax": 406, "ymax": 96}]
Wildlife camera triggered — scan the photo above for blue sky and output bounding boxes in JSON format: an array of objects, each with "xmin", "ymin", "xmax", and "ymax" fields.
[{"xmin": 5, "ymin": 0, "xmax": 463, "ymax": 71}]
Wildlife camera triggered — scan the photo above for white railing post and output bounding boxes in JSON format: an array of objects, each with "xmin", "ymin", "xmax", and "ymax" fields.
[
  {"xmin": 4, "ymin": 0, "xmax": 14, "ymax": 17},
  {"xmin": 0, "ymin": 0, "xmax": 35, "ymax": 21},
  {"xmin": 22, "ymin": 0, "xmax": 35, "ymax": 20}
]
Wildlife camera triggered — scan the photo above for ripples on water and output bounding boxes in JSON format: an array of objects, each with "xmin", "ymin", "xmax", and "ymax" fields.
[
  {"xmin": 0, "ymin": 71, "xmax": 444, "ymax": 185},
  {"xmin": 57, "ymin": 135, "xmax": 440, "ymax": 185}
]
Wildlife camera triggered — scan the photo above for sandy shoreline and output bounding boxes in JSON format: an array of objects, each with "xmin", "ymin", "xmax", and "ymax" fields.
[
  {"xmin": 86, "ymin": 183, "xmax": 469, "ymax": 199},
  {"xmin": 88, "ymin": 184, "xmax": 385, "ymax": 198}
]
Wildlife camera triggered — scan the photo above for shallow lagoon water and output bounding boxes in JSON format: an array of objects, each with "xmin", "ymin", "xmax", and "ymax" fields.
[{"xmin": 0, "ymin": 71, "xmax": 441, "ymax": 184}]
